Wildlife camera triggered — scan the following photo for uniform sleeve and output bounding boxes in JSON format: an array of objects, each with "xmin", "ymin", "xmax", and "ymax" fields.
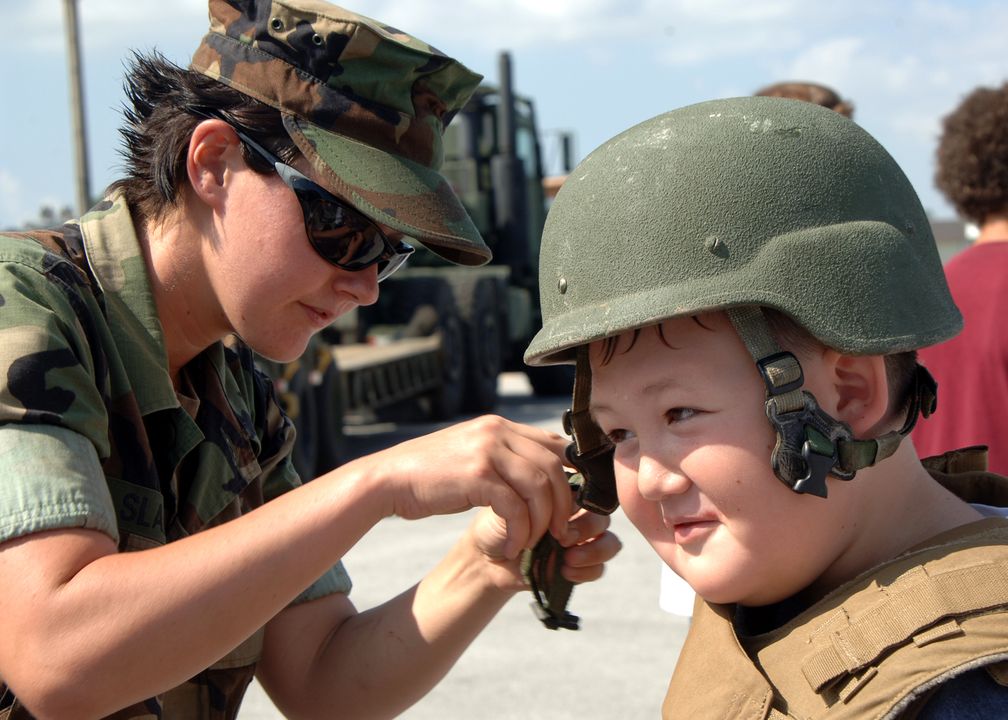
[
  {"xmin": 0, "ymin": 250, "xmax": 117, "ymax": 544},
  {"xmin": 0, "ymin": 424, "xmax": 117, "ymax": 545}
]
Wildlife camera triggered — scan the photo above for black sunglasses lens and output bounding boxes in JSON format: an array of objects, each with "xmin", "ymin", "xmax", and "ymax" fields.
[
  {"xmin": 236, "ymin": 131, "xmax": 409, "ymax": 277},
  {"xmin": 295, "ymin": 192, "xmax": 387, "ymax": 268}
]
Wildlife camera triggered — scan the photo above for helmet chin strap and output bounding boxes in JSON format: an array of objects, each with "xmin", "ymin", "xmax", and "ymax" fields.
[
  {"xmin": 563, "ymin": 347, "xmax": 619, "ymax": 515},
  {"xmin": 726, "ymin": 307, "xmax": 938, "ymax": 498},
  {"xmin": 520, "ymin": 347, "xmax": 617, "ymax": 632}
]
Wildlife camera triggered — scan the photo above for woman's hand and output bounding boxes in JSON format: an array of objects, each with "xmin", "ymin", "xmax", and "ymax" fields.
[
  {"xmin": 357, "ymin": 415, "xmax": 573, "ymax": 559},
  {"xmin": 467, "ymin": 494, "xmax": 622, "ymax": 591}
]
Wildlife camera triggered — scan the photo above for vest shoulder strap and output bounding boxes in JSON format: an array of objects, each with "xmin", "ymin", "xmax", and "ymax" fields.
[
  {"xmin": 663, "ymin": 598, "xmax": 775, "ymax": 719},
  {"xmin": 752, "ymin": 520, "xmax": 1008, "ymax": 719}
]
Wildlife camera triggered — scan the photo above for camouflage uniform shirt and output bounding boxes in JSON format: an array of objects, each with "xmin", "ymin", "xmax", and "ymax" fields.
[{"xmin": 0, "ymin": 192, "xmax": 351, "ymax": 719}]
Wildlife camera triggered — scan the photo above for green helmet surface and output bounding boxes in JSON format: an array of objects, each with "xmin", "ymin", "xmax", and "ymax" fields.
[{"xmin": 525, "ymin": 96, "xmax": 962, "ymax": 366}]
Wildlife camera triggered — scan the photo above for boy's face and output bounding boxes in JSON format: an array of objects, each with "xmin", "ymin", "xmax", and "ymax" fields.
[{"xmin": 589, "ymin": 312, "xmax": 857, "ymax": 607}]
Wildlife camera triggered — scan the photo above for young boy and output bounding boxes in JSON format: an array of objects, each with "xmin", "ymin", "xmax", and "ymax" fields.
[{"xmin": 525, "ymin": 96, "xmax": 1008, "ymax": 718}]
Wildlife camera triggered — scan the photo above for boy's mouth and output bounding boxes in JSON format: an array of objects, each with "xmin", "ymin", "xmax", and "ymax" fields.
[{"xmin": 669, "ymin": 515, "xmax": 718, "ymax": 544}]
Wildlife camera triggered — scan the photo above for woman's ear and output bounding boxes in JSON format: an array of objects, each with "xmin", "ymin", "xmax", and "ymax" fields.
[
  {"xmin": 821, "ymin": 349, "xmax": 890, "ymax": 435},
  {"xmin": 186, "ymin": 119, "xmax": 240, "ymax": 210}
]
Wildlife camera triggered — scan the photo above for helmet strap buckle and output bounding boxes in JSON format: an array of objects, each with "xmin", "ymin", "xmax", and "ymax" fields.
[
  {"xmin": 564, "ymin": 347, "xmax": 619, "ymax": 515},
  {"xmin": 729, "ymin": 306, "xmax": 863, "ymax": 497},
  {"xmin": 766, "ymin": 391, "xmax": 856, "ymax": 497},
  {"xmin": 522, "ymin": 348, "xmax": 615, "ymax": 631},
  {"xmin": 564, "ymin": 442, "xmax": 618, "ymax": 515},
  {"xmin": 796, "ymin": 440, "xmax": 838, "ymax": 497}
]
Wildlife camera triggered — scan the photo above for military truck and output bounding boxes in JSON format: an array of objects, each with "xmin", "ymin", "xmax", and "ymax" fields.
[{"xmin": 264, "ymin": 51, "xmax": 573, "ymax": 479}]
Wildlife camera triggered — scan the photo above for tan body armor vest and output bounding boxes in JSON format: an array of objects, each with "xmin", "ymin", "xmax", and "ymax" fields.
[{"xmin": 663, "ymin": 454, "xmax": 1008, "ymax": 720}]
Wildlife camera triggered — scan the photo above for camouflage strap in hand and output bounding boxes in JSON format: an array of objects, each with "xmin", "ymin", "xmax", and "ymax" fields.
[
  {"xmin": 521, "ymin": 346, "xmax": 621, "ymax": 630},
  {"xmin": 520, "ymin": 475, "xmax": 582, "ymax": 631}
]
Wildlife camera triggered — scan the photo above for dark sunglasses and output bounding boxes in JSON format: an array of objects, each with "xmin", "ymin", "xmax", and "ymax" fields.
[{"xmin": 227, "ymin": 124, "xmax": 414, "ymax": 282}]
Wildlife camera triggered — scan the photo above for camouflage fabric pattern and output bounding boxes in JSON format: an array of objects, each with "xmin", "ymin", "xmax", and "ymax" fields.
[
  {"xmin": 191, "ymin": 0, "xmax": 491, "ymax": 266},
  {"xmin": 0, "ymin": 193, "xmax": 350, "ymax": 719}
]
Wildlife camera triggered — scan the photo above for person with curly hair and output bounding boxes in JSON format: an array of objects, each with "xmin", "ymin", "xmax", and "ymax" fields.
[{"xmin": 913, "ymin": 81, "xmax": 1008, "ymax": 474}]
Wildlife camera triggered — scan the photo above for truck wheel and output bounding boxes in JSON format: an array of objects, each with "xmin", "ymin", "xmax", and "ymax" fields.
[
  {"xmin": 428, "ymin": 280, "xmax": 466, "ymax": 420},
  {"xmin": 312, "ymin": 348, "xmax": 345, "ymax": 475},
  {"xmin": 456, "ymin": 277, "xmax": 502, "ymax": 412},
  {"xmin": 526, "ymin": 363, "xmax": 576, "ymax": 397},
  {"xmin": 286, "ymin": 361, "xmax": 321, "ymax": 480}
]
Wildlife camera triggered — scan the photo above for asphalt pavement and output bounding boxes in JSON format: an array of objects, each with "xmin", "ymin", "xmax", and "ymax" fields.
[{"xmin": 238, "ymin": 373, "xmax": 689, "ymax": 719}]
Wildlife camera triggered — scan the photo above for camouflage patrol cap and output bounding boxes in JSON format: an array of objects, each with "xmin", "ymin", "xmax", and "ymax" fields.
[
  {"xmin": 191, "ymin": 0, "xmax": 490, "ymax": 266},
  {"xmin": 525, "ymin": 96, "xmax": 962, "ymax": 365}
]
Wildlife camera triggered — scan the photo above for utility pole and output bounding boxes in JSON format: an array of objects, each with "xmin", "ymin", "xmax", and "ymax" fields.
[{"xmin": 63, "ymin": 0, "xmax": 91, "ymax": 215}]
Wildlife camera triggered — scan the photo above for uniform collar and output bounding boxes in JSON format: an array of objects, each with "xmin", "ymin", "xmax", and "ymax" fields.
[
  {"xmin": 77, "ymin": 192, "xmax": 179, "ymax": 415},
  {"xmin": 77, "ymin": 193, "xmax": 261, "ymax": 457}
]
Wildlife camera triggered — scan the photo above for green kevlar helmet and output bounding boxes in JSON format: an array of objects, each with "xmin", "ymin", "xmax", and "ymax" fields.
[{"xmin": 525, "ymin": 96, "xmax": 961, "ymax": 507}]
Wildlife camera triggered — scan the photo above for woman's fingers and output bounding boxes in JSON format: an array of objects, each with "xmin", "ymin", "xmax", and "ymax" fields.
[
  {"xmin": 561, "ymin": 530, "xmax": 623, "ymax": 583},
  {"xmin": 560, "ymin": 508, "xmax": 611, "ymax": 547},
  {"xmin": 556, "ymin": 508, "xmax": 621, "ymax": 583},
  {"xmin": 481, "ymin": 483, "xmax": 530, "ymax": 560},
  {"xmin": 493, "ymin": 429, "xmax": 571, "ymax": 542},
  {"xmin": 376, "ymin": 415, "xmax": 576, "ymax": 556}
]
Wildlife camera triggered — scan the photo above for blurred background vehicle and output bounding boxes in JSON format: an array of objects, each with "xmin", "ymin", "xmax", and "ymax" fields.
[{"xmin": 260, "ymin": 51, "xmax": 577, "ymax": 479}]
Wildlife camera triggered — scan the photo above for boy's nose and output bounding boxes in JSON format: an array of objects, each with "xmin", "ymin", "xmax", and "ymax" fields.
[{"xmin": 636, "ymin": 453, "xmax": 690, "ymax": 501}]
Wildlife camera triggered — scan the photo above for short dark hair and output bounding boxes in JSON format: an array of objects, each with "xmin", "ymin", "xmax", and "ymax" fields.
[
  {"xmin": 754, "ymin": 81, "xmax": 854, "ymax": 118},
  {"xmin": 109, "ymin": 50, "xmax": 301, "ymax": 225},
  {"xmin": 934, "ymin": 81, "xmax": 1008, "ymax": 226},
  {"xmin": 595, "ymin": 310, "xmax": 918, "ymax": 426}
]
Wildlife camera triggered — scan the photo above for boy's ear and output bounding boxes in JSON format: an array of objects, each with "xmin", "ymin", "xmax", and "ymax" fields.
[
  {"xmin": 822, "ymin": 349, "xmax": 890, "ymax": 435},
  {"xmin": 186, "ymin": 120, "xmax": 240, "ymax": 210}
]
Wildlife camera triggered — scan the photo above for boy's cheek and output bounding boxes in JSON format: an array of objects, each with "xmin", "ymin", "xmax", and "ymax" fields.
[
  {"xmin": 613, "ymin": 471, "xmax": 638, "ymax": 509},
  {"xmin": 614, "ymin": 480, "xmax": 663, "ymax": 536}
]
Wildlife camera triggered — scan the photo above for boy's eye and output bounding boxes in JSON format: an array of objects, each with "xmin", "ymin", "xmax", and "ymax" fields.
[
  {"xmin": 665, "ymin": 407, "xmax": 697, "ymax": 423},
  {"xmin": 606, "ymin": 428, "xmax": 634, "ymax": 445},
  {"xmin": 603, "ymin": 409, "xmax": 697, "ymax": 444}
]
